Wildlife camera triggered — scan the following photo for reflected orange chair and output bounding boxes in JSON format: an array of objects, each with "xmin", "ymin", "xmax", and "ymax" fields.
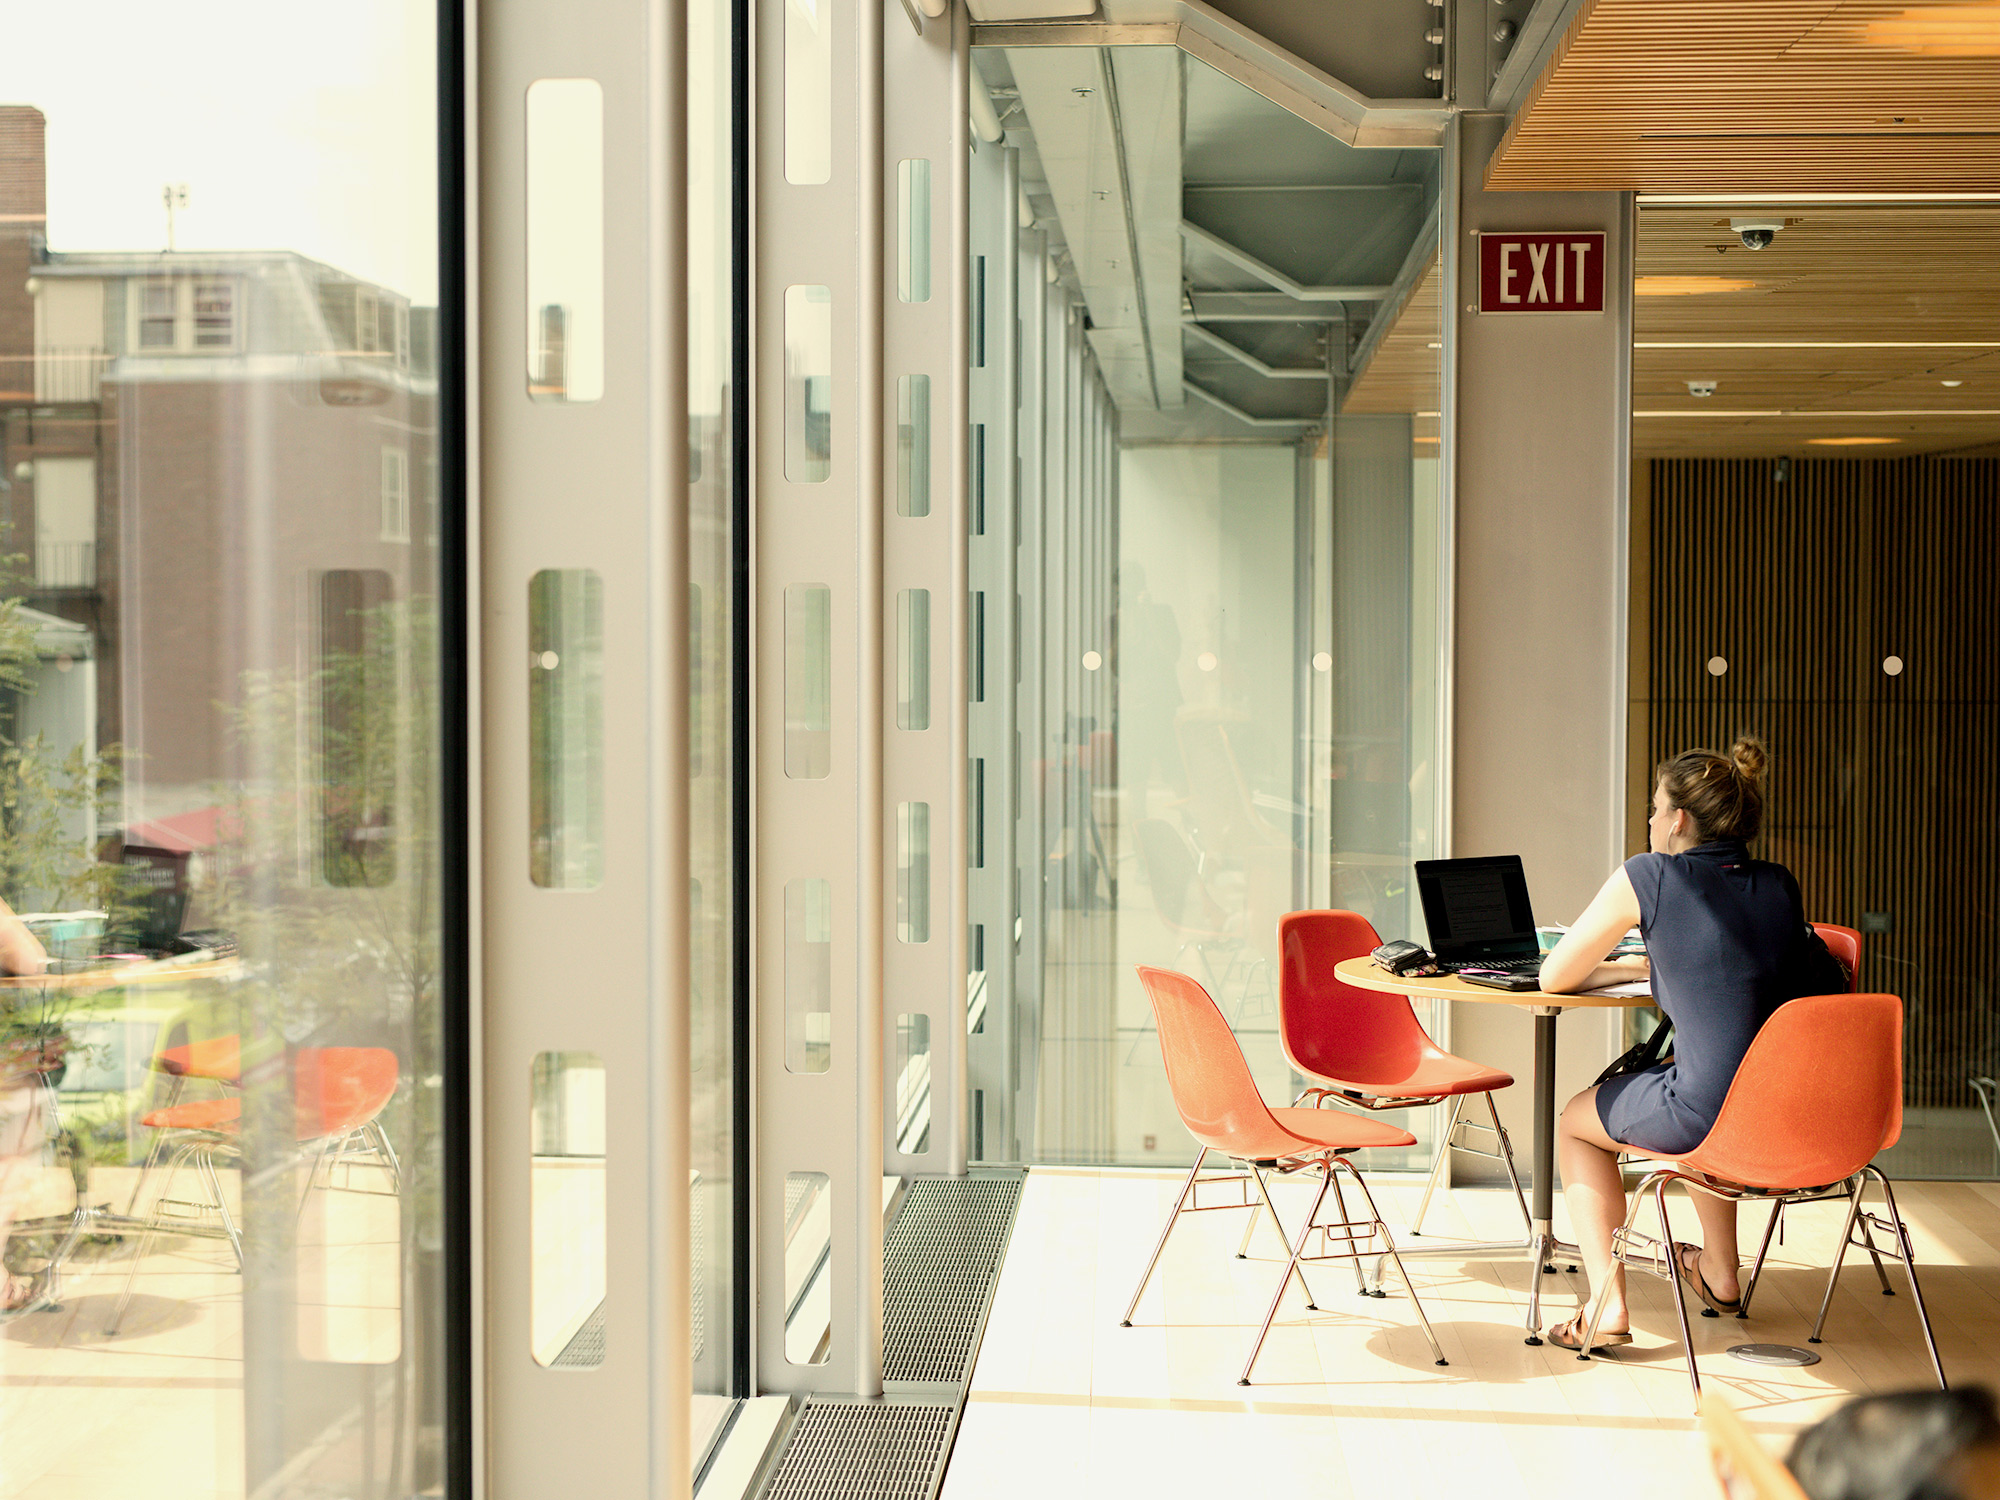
[
  {"xmin": 1275, "ymin": 911, "xmax": 1530, "ymax": 1250},
  {"xmin": 1576, "ymin": 992, "xmax": 1943, "ymax": 1406},
  {"xmin": 106, "ymin": 1046, "xmax": 401, "ymax": 1335},
  {"xmin": 1120, "ymin": 966, "xmax": 1447, "ymax": 1384}
]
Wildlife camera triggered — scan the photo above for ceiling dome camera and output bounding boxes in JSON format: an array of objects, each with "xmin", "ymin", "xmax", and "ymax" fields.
[{"xmin": 1729, "ymin": 216, "xmax": 1785, "ymax": 251}]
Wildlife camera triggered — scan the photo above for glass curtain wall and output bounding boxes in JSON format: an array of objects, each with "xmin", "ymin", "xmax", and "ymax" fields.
[
  {"xmin": 966, "ymin": 45, "xmax": 1445, "ymax": 1171},
  {"xmin": 0, "ymin": 7, "xmax": 453, "ymax": 1500}
]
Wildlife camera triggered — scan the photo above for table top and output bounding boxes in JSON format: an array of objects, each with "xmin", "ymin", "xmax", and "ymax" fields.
[
  {"xmin": 0, "ymin": 955, "xmax": 239, "ymax": 993},
  {"xmin": 1333, "ymin": 955, "xmax": 1649, "ymax": 1011}
]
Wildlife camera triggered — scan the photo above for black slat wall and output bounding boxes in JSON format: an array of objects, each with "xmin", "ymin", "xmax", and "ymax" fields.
[{"xmin": 1642, "ymin": 456, "xmax": 2000, "ymax": 1109}]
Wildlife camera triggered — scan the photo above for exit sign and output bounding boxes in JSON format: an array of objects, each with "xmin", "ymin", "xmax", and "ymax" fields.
[{"xmin": 1478, "ymin": 232, "xmax": 1606, "ymax": 313}]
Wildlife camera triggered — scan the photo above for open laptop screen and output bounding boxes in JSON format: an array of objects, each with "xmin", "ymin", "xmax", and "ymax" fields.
[{"xmin": 1414, "ymin": 855, "xmax": 1538, "ymax": 960}]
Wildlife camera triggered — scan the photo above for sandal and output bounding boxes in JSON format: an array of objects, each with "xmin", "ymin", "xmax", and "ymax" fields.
[
  {"xmin": 1546, "ymin": 1313, "xmax": 1633, "ymax": 1353},
  {"xmin": 1673, "ymin": 1242, "xmax": 1742, "ymax": 1318},
  {"xmin": 0, "ymin": 1270, "xmax": 56, "ymax": 1321}
]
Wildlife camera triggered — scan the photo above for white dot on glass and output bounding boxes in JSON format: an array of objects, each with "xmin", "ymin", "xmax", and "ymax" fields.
[
  {"xmin": 1312, "ymin": 651, "xmax": 1332, "ymax": 673},
  {"xmin": 1706, "ymin": 656, "xmax": 1728, "ymax": 676},
  {"xmin": 53, "ymin": 654, "xmax": 72, "ymax": 674},
  {"xmin": 539, "ymin": 650, "xmax": 560, "ymax": 671},
  {"xmin": 1081, "ymin": 650, "xmax": 1102, "ymax": 672},
  {"xmin": 1883, "ymin": 655, "xmax": 1904, "ymax": 676},
  {"xmin": 1197, "ymin": 652, "xmax": 1218, "ymax": 673}
]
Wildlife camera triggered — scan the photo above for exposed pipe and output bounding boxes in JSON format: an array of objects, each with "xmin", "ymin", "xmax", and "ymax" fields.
[{"xmin": 970, "ymin": 76, "xmax": 1004, "ymax": 143}]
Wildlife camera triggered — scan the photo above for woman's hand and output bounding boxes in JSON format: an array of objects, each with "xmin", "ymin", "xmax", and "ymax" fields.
[{"xmin": 1539, "ymin": 867, "xmax": 1643, "ymax": 994}]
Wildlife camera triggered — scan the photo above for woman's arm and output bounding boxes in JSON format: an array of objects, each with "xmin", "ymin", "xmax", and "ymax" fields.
[{"xmin": 1539, "ymin": 866, "xmax": 1646, "ymax": 995}]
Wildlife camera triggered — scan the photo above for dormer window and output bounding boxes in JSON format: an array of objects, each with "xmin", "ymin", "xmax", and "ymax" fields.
[{"xmin": 129, "ymin": 275, "xmax": 241, "ymax": 353}]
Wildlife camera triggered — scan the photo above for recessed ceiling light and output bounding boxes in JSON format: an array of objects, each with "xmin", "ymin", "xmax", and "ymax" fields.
[
  {"xmin": 1807, "ymin": 436, "xmax": 1903, "ymax": 446},
  {"xmin": 1634, "ymin": 276, "xmax": 1757, "ymax": 296},
  {"xmin": 1941, "ymin": 379, "xmax": 1965, "ymax": 387}
]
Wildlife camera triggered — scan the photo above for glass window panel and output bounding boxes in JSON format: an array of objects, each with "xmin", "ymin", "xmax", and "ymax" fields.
[
  {"xmin": 318, "ymin": 569, "xmax": 398, "ymax": 887},
  {"xmin": 784, "ymin": 286, "xmax": 832, "ymax": 481},
  {"xmin": 782, "ymin": 1173, "xmax": 832, "ymax": 1363},
  {"xmin": 784, "ymin": 878, "xmax": 832, "ymax": 1073},
  {"xmin": 897, "ymin": 159, "xmax": 931, "ymax": 303},
  {"xmin": 897, "ymin": 801, "xmax": 930, "ymax": 944},
  {"xmin": 784, "ymin": 0, "xmax": 832, "ymax": 184},
  {"xmin": 784, "ymin": 583, "xmax": 832, "ymax": 778},
  {"xmin": 897, "ymin": 587, "xmax": 930, "ymax": 731},
  {"xmin": 896, "ymin": 373, "xmax": 930, "ymax": 517},
  {"xmin": 529, "ymin": 569, "xmax": 606, "ymax": 888},
  {"xmin": 526, "ymin": 78, "xmax": 605, "ymax": 402},
  {"xmin": 893, "ymin": 1013, "xmax": 931, "ymax": 1155},
  {"xmin": 531, "ymin": 1053, "xmax": 607, "ymax": 1368}
]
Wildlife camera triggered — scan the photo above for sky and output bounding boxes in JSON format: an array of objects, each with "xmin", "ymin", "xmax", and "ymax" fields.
[{"xmin": 1, "ymin": 0, "xmax": 440, "ymax": 303}]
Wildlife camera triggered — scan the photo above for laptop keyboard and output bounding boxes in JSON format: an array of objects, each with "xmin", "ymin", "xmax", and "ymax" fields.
[{"xmin": 1440, "ymin": 956, "xmax": 1543, "ymax": 973}]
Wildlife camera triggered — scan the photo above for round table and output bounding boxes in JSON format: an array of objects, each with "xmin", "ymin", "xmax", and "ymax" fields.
[{"xmin": 1332, "ymin": 956, "xmax": 1651, "ymax": 1343}]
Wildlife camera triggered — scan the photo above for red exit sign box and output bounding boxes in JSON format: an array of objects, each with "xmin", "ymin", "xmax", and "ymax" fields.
[{"xmin": 1478, "ymin": 232, "xmax": 1606, "ymax": 313}]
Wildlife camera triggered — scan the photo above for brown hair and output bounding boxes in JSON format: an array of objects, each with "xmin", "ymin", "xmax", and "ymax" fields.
[{"xmin": 1656, "ymin": 737, "xmax": 1767, "ymax": 844}]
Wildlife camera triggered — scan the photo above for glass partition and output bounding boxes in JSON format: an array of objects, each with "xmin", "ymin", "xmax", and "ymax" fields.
[
  {"xmin": 0, "ymin": 10, "xmax": 451, "ymax": 1496},
  {"xmin": 965, "ymin": 45, "xmax": 1445, "ymax": 1171}
]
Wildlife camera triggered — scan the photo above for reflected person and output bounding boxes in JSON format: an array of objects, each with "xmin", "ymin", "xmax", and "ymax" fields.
[{"xmin": 0, "ymin": 900, "xmax": 50, "ymax": 1315}]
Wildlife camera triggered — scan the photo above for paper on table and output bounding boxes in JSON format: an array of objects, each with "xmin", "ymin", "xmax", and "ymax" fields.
[{"xmin": 1584, "ymin": 980, "xmax": 1653, "ymax": 999}]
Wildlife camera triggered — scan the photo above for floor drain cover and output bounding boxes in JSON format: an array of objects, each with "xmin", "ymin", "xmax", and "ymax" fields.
[{"xmin": 1728, "ymin": 1343, "xmax": 1821, "ymax": 1367}]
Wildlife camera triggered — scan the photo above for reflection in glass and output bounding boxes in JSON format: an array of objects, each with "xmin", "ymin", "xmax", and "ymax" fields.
[
  {"xmin": 784, "ymin": 286, "xmax": 833, "ymax": 481},
  {"xmin": 531, "ymin": 1053, "xmax": 607, "ymax": 1368},
  {"xmin": 526, "ymin": 79, "xmax": 605, "ymax": 402},
  {"xmin": 782, "ymin": 1173, "xmax": 832, "ymax": 1363},
  {"xmin": 897, "ymin": 374, "xmax": 931, "ymax": 517},
  {"xmin": 318, "ymin": 570, "xmax": 398, "ymax": 887},
  {"xmin": 784, "ymin": 0, "xmax": 833, "ymax": 184},
  {"xmin": 897, "ymin": 802, "xmax": 930, "ymax": 944},
  {"xmin": 529, "ymin": 569, "xmax": 606, "ymax": 888},
  {"xmin": 894, "ymin": 1013, "xmax": 932, "ymax": 1155},
  {"xmin": 897, "ymin": 588, "xmax": 930, "ymax": 730},
  {"xmin": 784, "ymin": 878, "xmax": 833, "ymax": 1073},
  {"xmin": 784, "ymin": 583, "xmax": 832, "ymax": 778},
  {"xmin": 898, "ymin": 159, "xmax": 932, "ymax": 302}
]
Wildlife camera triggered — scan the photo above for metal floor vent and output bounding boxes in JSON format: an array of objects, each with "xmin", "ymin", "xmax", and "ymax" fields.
[
  {"xmin": 760, "ymin": 1400, "xmax": 956, "ymax": 1500},
  {"xmin": 882, "ymin": 1175, "xmax": 1023, "ymax": 1385},
  {"xmin": 551, "ymin": 1301, "xmax": 605, "ymax": 1368}
]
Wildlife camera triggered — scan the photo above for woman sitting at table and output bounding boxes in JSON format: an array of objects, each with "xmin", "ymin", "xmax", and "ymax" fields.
[{"xmin": 1537, "ymin": 738, "xmax": 1843, "ymax": 1352}]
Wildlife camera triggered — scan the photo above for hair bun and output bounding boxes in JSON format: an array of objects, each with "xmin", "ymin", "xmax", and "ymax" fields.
[{"xmin": 1730, "ymin": 736, "xmax": 1768, "ymax": 784}]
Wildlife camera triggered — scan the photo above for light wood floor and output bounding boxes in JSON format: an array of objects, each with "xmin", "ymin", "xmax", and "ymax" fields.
[{"xmin": 944, "ymin": 1167, "xmax": 2000, "ymax": 1500}]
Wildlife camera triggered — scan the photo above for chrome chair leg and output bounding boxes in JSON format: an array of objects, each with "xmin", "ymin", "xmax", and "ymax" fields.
[
  {"xmin": 1486, "ymin": 1091, "xmax": 1533, "ymax": 1237},
  {"xmin": 1737, "ymin": 1198, "xmax": 1785, "ymax": 1319},
  {"xmin": 1810, "ymin": 1175, "xmax": 1866, "ymax": 1344},
  {"xmin": 1333, "ymin": 1155, "xmax": 1447, "ymax": 1367},
  {"xmin": 1120, "ymin": 1149, "xmax": 1206, "ymax": 1327},
  {"xmin": 106, "ymin": 1139, "xmax": 201, "ymax": 1336},
  {"xmin": 1866, "ymin": 1167, "xmax": 1946, "ymax": 1390},
  {"xmin": 1246, "ymin": 1167, "xmax": 1315, "ymax": 1308},
  {"xmin": 1234, "ymin": 1166, "xmax": 1267, "ymax": 1259},
  {"xmin": 1324, "ymin": 1163, "xmax": 1371, "ymax": 1297},
  {"xmin": 1653, "ymin": 1177, "xmax": 1704, "ymax": 1406},
  {"xmin": 1238, "ymin": 1164, "xmax": 1333, "ymax": 1386},
  {"xmin": 1408, "ymin": 1094, "xmax": 1465, "ymax": 1238}
]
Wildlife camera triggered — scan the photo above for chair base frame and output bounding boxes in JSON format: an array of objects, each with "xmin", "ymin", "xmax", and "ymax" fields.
[
  {"xmin": 1576, "ymin": 1162, "xmax": 1945, "ymax": 1409},
  {"xmin": 1119, "ymin": 1147, "xmax": 1448, "ymax": 1384}
]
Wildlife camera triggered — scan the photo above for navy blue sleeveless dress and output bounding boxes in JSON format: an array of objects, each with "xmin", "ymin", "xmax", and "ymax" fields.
[{"xmin": 1595, "ymin": 839, "xmax": 1817, "ymax": 1155}]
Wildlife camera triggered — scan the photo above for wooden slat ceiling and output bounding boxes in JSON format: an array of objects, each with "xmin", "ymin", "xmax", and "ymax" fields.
[
  {"xmin": 1634, "ymin": 204, "xmax": 2000, "ymax": 455},
  {"xmin": 1342, "ymin": 259, "xmax": 1440, "ymax": 443},
  {"xmin": 1489, "ymin": 0, "xmax": 2000, "ymax": 193}
]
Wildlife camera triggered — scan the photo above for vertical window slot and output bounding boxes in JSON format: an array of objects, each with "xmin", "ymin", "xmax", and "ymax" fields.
[{"xmin": 529, "ymin": 569, "xmax": 605, "ymax": 889}]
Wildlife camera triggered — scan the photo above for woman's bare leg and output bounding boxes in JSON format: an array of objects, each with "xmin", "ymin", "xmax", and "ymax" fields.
[
  {"xmin": 1557, "ymin": 1085, "xmax": 1632, "ymax": 1332},
  {"xmin": 1688, "ymin": 1193, "xmax": 1741, "ymax": 1302}
]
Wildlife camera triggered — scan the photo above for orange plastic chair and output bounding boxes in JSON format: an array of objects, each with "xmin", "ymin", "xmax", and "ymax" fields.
[
  {"xmin": 1735, "ymin": 923, "xmax": 1888, "ymax": 1312},
  {"xmin": 1275, "ymin": 911, "xmax": 1530, "ymax": 1249},
  {"xmin": 1120, "ymin": 965, "xmax": 1447, "ymax": 1383},
  {"xmin": 106, "ymin": 1047, "xmax": 401, "ymax": 1335},
  {"xmin": 1575, "ymin": 992, "xmax": 1944, "ymax": 1406}
]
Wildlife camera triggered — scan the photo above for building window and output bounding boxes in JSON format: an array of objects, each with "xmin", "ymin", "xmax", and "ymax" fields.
[
  {"xmin": 192, "ymin": 280, "xmax": 235, "ymax": 347},
  {"xmin": 138, "ymin": 280, "xmax": 176, "ymax": 348},
  {"xmin": 380, "ymin": 447, "xmax": 410, "ymax": 543}
]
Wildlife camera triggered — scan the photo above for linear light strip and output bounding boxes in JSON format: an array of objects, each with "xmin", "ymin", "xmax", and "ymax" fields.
[
  {"xmin": 1634, "ymin": 409, "xmax": 2000, "ymax": 418},
  {"xmin": 1636, "ymin": 341, "xmax": 2000, "ymax": 350}
]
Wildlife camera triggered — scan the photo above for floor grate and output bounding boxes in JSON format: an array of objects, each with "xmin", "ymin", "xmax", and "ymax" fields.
[
  {"xmin": 761, "ymin": 1400, "xmax": 956, "ymax": 1500},
  {"xmin": 882, "ymin": 1175, "xmax": 1023, "ymax": 1385}
]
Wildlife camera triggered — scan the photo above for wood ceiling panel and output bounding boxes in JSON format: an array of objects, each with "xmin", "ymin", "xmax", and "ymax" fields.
[
  {"xmin": 1342, "ymin": 258, "xmax": 1440, "ymax": 427},
  {"xmin": 1490, "ymin": 0, "xmax": 2000, "ymax": 193}
]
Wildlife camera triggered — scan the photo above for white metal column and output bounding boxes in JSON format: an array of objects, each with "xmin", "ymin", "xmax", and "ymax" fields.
[{"xmin": 479, "ymin": 0, "xmax": 692, "ymax": 1491}]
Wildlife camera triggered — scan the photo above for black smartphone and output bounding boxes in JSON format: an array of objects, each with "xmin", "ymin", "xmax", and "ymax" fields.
[{"xmin": 1458, "ymin": 969, "xmax": 1540, "ymax": 993}]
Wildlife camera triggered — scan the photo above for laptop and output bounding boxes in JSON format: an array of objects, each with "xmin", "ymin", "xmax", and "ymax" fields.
[{"xmin": 1413, "ymin": 854, "xmax": 1543, "ymax": 973}]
